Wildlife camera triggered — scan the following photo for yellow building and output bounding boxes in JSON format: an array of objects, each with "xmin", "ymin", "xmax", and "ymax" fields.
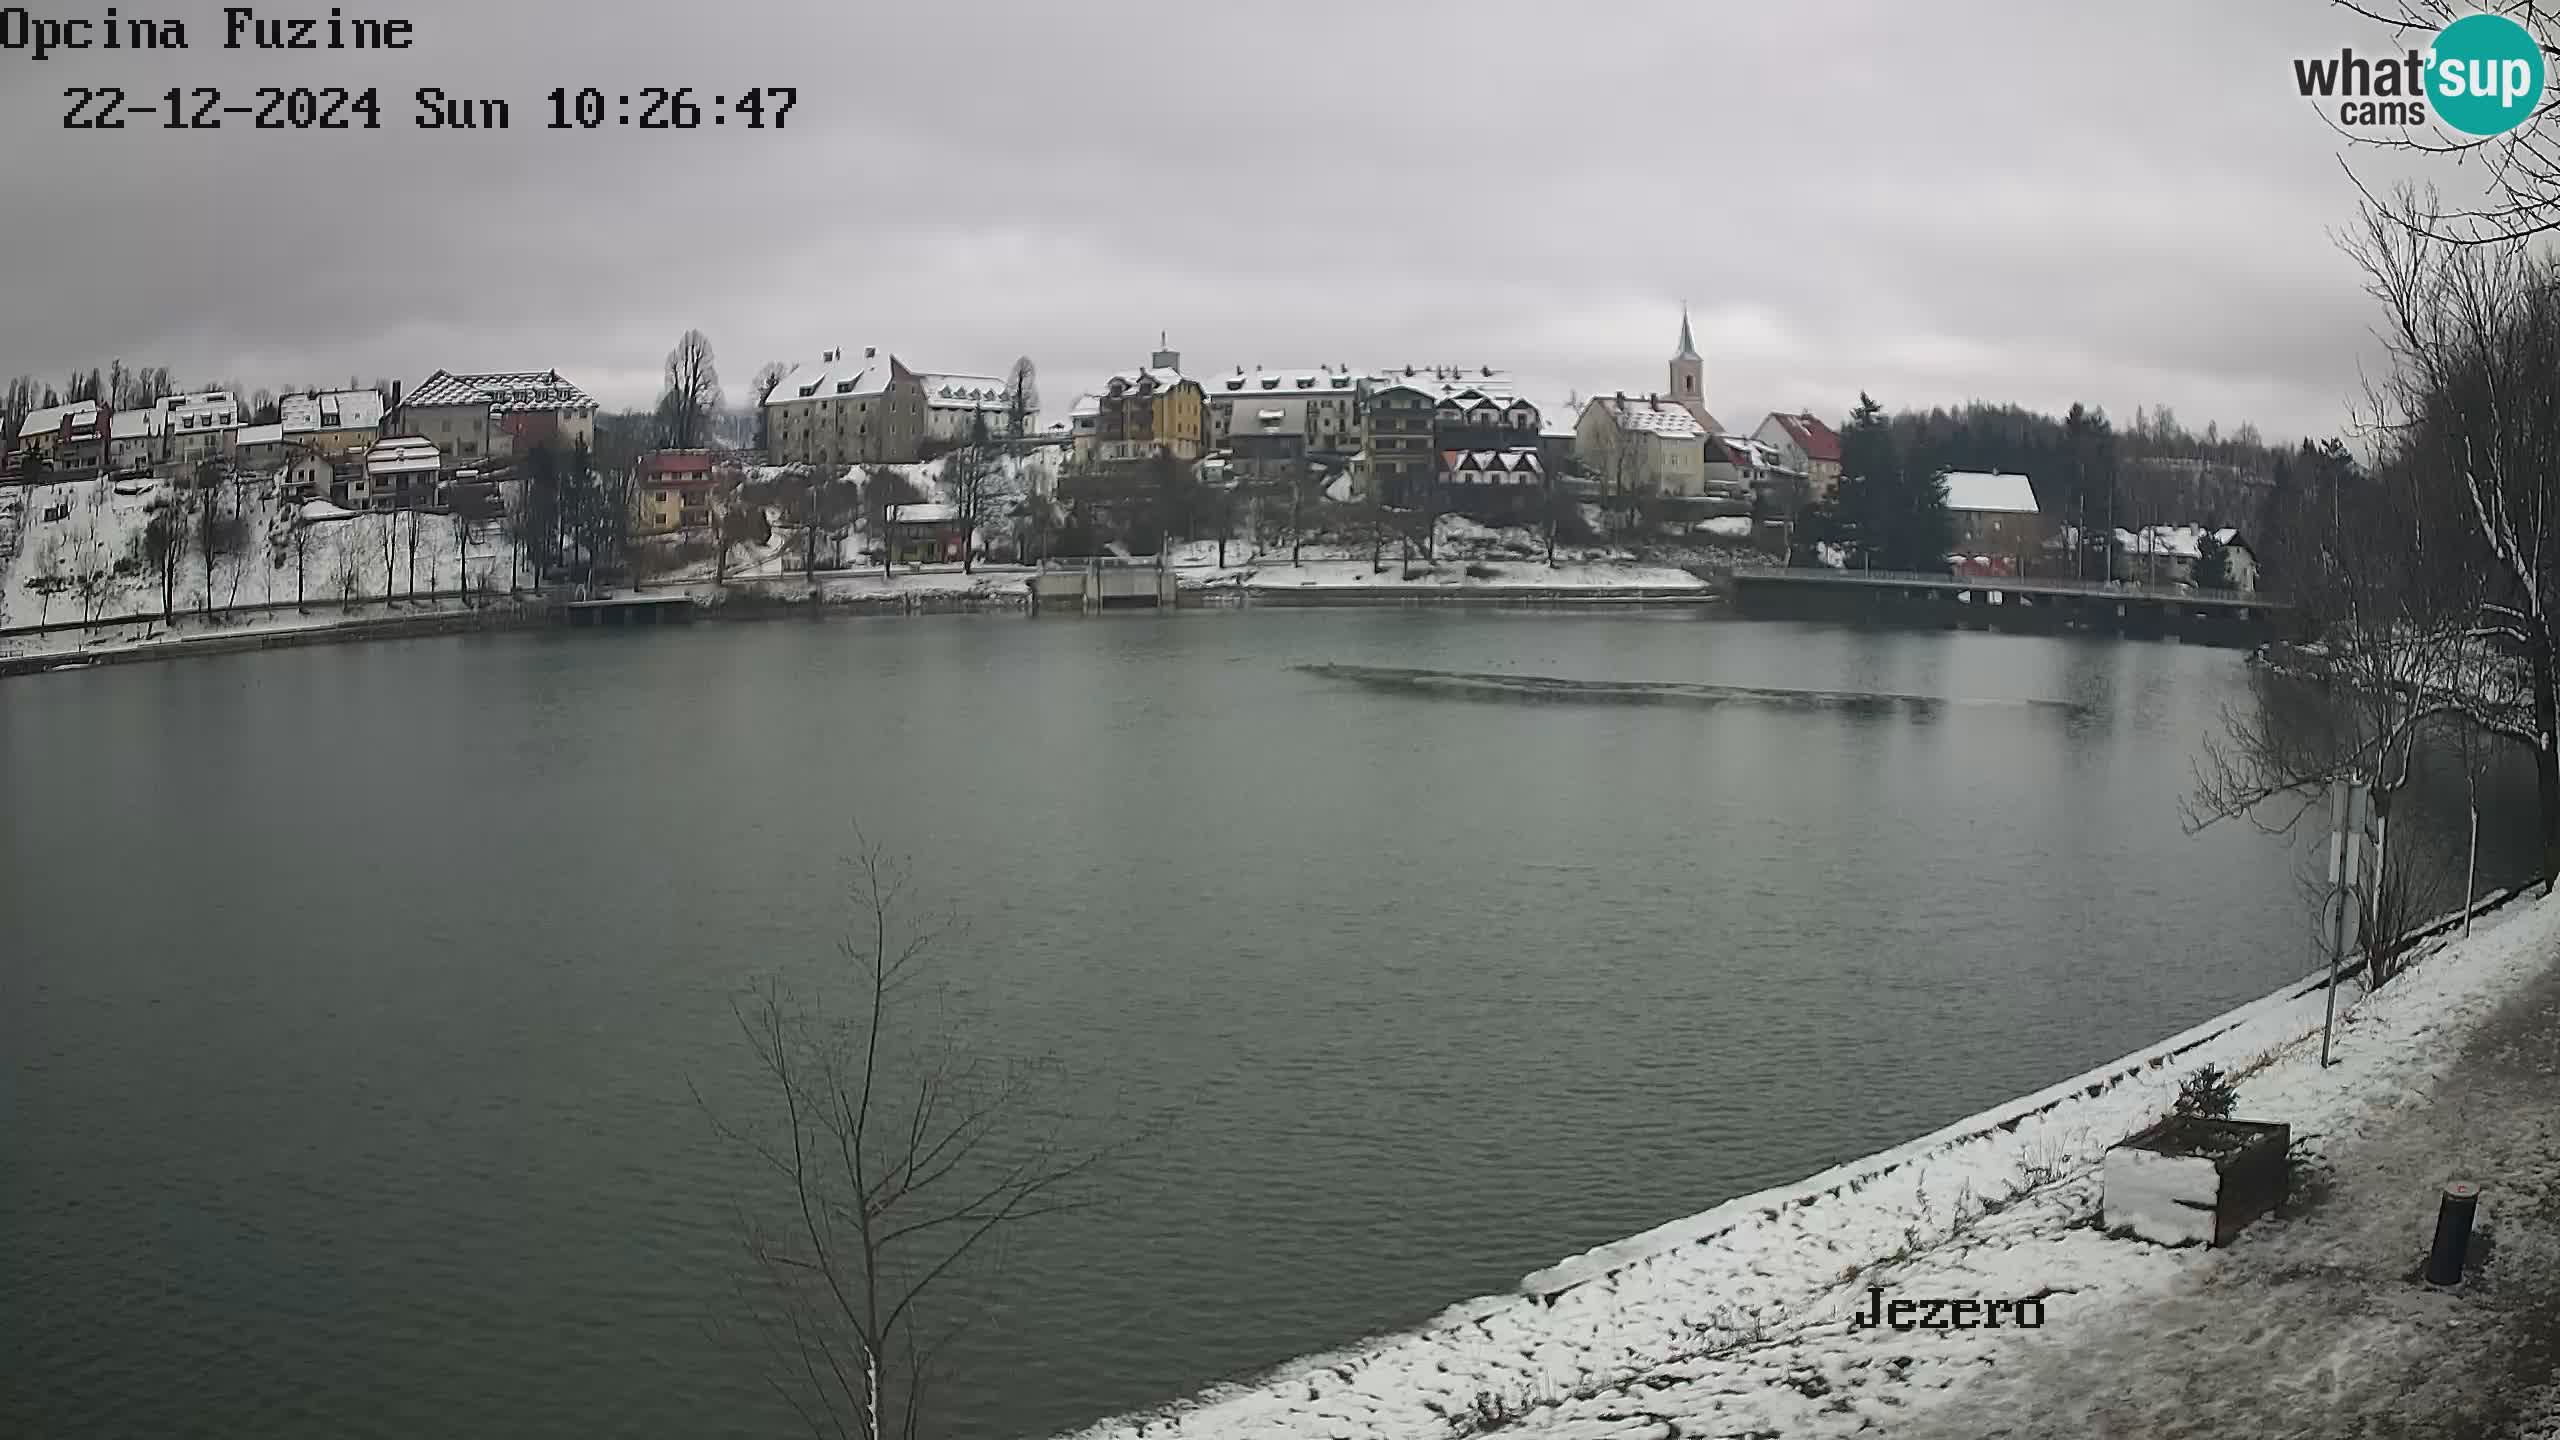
[{"xmin": 1094, "ymin": 342, "xmax": 1205, "ymax": 463}]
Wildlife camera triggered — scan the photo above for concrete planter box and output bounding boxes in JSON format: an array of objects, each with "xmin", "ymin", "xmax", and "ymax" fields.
[{"xmin": 2101, "ymin": 1117, "xmax": 2291, "ymax": 1247}]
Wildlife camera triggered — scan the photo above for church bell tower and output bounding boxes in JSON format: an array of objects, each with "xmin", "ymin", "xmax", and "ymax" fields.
[{"xmin": 1669, "ymin": 305, "xmax": 1707, "ymax": 427}]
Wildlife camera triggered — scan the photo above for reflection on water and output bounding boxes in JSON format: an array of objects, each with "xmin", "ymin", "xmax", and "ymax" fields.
[{"xmin": 0, "ymin": 612, "xmax": 2540, "ymax": 1440}]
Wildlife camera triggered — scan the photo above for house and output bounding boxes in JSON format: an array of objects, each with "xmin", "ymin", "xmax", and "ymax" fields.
[
  {"xmin": 1355, "ymin": 379, "xmax": 1436, "ymax": 506},
  {"xmin": 1065, "ymin": 394, "xmax": 1101, "ymax": 460},
  {"xmin": 919, "ymin": 373, "xmax": 1017, "ymax": 446},
  {"xmin": 396, "ymin": 370, "xmax": 599, "ymax": 470},
  {"xmin": 1943, "ymin": 471, "xmax": 2048, "ymax": 571},
  {"xmin": 109, "ymin": 407, "xmax": 163, "ymax": 472},
  {"xmin": 763, "ymin": 347, "xmax": 930, "ymax": 466},
  {"xmin": 2214, "ymin": 529, "xmax": 2259, "ymax": 592},
  {"xmin": 884, "ymin": 500, "xmax": 965, "ymax": 564},
  {"xmin": 2110, "ymin": 525, "xmax": 2256, "ymax": 590},
  {"xmin": 1438, "ymin": 449, "xmax": 1545, "ymax": 522},
  {"xmin": 1204, "ymin": 367, "xmax": 1364, "ymax": 461},
  {"xmin": 161, "ymin": 392, "xmax": 242, "ymax": 466},
  {"xmin": 1705, "ymin": 435, "xmax": 1804, "ymax": 511},
  {"xmin": 353, "ymin": 436, "xmax": 442, "ymax": 510},
  {"xmin": 1354, "ymin": 366, "xmax": 1541, "ymax": 511},
  {"xmin": 1092, "ymin": 343, "xmax": 1207, "ymax": 465},
  {"xmin": 633, "ymin": 449, "xmax": 719, "ymax": 536},
  {"xmin": 1753, "ymin": 412, "xmax": 1843, "ymax": 501},
  {"xmin": 1578, "ymin": 393, "xmax": 1708, "ymax": 497},
  {"xmin": 233, "ymin": 423, "xmax": 290, "ymax": 469},
  {"xmin": 279, "ymin": 389, "xmax": 384, "ymax": 455},
  {"xmin": 10, "ymin": 399, "xmax": 109, "ymax": 476}
]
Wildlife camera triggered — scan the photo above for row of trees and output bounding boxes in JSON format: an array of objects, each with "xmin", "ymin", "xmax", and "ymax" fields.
[{"xmin": 2195, "ymin": 186, "xmax": 2560, "ymax": 929}]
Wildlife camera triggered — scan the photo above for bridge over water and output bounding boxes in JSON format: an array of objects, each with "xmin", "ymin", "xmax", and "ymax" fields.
[{"xmin": 1727, "ymin": 566, "xmax": 2294, "ymax": 646}]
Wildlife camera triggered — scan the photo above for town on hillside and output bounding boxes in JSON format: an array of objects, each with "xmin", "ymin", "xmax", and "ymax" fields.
[{"xmin": 0, "ymin": 314, "xmax": 2307, "ymax": 643}]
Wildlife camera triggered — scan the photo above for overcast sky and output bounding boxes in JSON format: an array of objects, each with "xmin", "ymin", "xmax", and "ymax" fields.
[{"xmin": 0, "ymin": 0, "xmax": 2463, "ymax": 440}]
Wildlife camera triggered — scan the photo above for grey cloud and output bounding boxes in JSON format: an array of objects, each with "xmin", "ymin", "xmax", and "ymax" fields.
[{"xmin": 0, "ymin": 0, "xmax": 2477, "ymax": 440}]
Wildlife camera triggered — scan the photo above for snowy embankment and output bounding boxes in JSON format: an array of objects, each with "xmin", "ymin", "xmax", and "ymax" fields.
[
  {"xmin": 0, "ymin": 475, "xmax": 526, "ymax": 657},
  {"xmin": 1063, "ymin": 888, "xmax": 2556, "ymax": 1440}
]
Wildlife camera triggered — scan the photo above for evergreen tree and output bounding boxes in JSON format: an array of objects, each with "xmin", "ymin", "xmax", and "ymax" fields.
[
  {"xmin": 1832, "ymin": 393, "xmax": 1891, "ymax": 568},
  {"xmin": 2194, "ymin": 530, "xmax": 2232, "ymax": 590}
]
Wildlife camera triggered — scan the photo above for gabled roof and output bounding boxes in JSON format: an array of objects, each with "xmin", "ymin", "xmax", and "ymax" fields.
[
  {"xmin": 1765, "ymin": 411, "xmax": 1841, "ymax": 463},
  {"xmin": 111, "ymin": 408, "xmax": 163, "ymax": 440},
  {"xmin": 766, "ymin": 351, "xmax": 904, "ymax": 405},
  {"xmin": 366, "ymin": 437, "xmax": 442, "ymax": 473},
  {"xmin": 887, "ymin": 501, "xmax": 959, "ymax": 524},
  {"xmin": 1594, "ymin": 395, "xmax": 1705, "ymax": 439},
  {"xmin": 1942, "ymin": 470, "xmax": 2040, "ymax": 515},
  {"xmin": 235, "ymin": 423, "xmax": 287, "ymax": 448},
  {"xmin": 18, "ymin": 399, "xmax": 105, "ymax": 437},
  {"xmin": 407, "ymin": 370, "xmax": 597, "ymax": 414}
]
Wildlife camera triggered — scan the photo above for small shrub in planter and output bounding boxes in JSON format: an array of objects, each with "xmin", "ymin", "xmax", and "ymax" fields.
[{"xmin": 2174, "ymin": 1064, "xmax": 2239, "ymax": 1119}]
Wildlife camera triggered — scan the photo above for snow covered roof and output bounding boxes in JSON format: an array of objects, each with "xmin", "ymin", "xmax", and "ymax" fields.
[
  {"xmin": 1068, "ymin": 393, "xmax": 1100, "ymax": 420},
  {"xmin": 2116, "ymin": 524, "xmax": 2239, "ymax": 560},
  {"xmin": 1764, "ymin": 411, "xmax": 1842, "ymax": 462},
  {"xmin": 1104, "ymin": 367, "xmax": 1189, "ymax": 392},
  {"xmin": 299, "ymin": 498, "xmax": 358, "ymax": 523},
  {"xmin": 235, "ymin": 423, "xmax": 287, "ymax": 448},
  {"xmin": 766, "ymin": 351, "xmax": 901, "ymax": 406},
  {"xmin": 280, "ymin": 389, "xmax": 384, "ymax": 432},
  {"xmin": 406, "ymin": 370, "xmax": 596, "ymax": 415},
  {"xmin": 919, "ymin": 373, "xmax": 1010, "ymax": 411},
  {"xmin": 1942, "ymin": 470, "xmax": 2040, "ymax": 515},
  {"xmin": 1370, "ymin": 365, "xmax": 1519, "ymax": 405},
  {"xmin": 1715, "ymin": 435, "xmax": 1793, "ymax": 469},
  {"xmin": 110, "ymin": 408, "xmax": 162, "ymax": 440},
  {"xmin": 17, "ymin": 399, "xmax": 103, "ymax": 438},
  {"xmin": 887, "ymin": 501, "xmax": 958, "ymax": 524},
  {"xmin": 1596, "ymin": 395, "xmax": 1705, "ymax": 439},
  {"xmin": 365, "ymin": 437, "xmax": 442, "ymax": 475},
  {"xmin": 1212, "ymin": 367, "xmax": 1362, "ymax": 396},
  {"xmin": 1440, "ymin": 449, "xmax": 1543, "ymax": 482}
]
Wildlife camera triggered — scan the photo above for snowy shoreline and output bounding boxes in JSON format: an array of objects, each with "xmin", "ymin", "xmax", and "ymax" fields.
[{"xmin": 1054, "ymin": 884, "xmax": 2549, "ymax": 1440}]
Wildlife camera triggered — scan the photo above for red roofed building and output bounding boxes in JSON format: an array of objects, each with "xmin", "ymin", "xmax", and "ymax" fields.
[{"xmin": 1752, "ymin": 412, "xmax": 1844, "ymax": 501}]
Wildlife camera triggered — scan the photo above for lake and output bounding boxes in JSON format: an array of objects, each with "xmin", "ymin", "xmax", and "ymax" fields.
[{"xmin": 2, "ymin": 610, "xmax": 2535, "ymax": 1438}]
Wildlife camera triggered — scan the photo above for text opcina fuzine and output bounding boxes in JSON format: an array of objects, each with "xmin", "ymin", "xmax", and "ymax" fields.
[
  {"xmin": 1, "ymin": 7, "xmax": 417, "ymax": 63},
  {"xmin": 1848, "ymin": 1286, "xmax": 2047, "ymax": 1332}
]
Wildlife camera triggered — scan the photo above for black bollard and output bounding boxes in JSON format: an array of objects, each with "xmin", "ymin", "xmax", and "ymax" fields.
[{"xmin": 2425, "ymin": 1181, "xmax": 2481, "ymax": 1286}]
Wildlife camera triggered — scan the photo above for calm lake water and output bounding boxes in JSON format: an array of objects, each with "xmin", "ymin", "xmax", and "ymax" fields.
[{"xmin": 2, "ymin": 610, "xmax": 2537, "ymax": 1438}]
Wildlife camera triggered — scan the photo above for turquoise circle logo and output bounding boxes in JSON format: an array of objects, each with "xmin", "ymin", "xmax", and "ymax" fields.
[{"xmin": 2428, "ymin": 12, "xmax": 2547, "ymax": 136}]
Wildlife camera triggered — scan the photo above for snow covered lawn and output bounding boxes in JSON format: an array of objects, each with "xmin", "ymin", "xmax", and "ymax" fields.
[{"xmin": 1060, "ymin": 890, "xmax": 2560, "ymax": 1440}]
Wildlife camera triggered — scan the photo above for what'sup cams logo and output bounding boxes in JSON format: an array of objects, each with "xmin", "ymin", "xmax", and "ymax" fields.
[{"xmin": 2296, "ymin": 11, "xmax": 2548, "ymax": 135}]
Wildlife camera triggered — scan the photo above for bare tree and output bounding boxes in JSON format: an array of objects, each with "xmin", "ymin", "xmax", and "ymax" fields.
[
  {"xmin": 752, "ymin": 361, "xmax": 790, "ymax": 454},
  {"xmin": 659, "ymin": 329, "xmax": 725, "ymax": 451},
  {"xmin": 944, "ymin": 424, "xmax": 1012, "ymax": 575},
  {"xmin": 698, "ymin": 839, "xmax": 1102, "ymax": 1440},
  {"xmin": 2350, "ymin": 188, "xmax": 2560, "ymax": 879},
  {"xmin": 2332, "ymin": 1, "xmax": 2560, "ymax": 243},
  {"xmin": 1004, "ymin": 357, "xmax": 1039, "ymax": 442},
  {"xmin": 331, "ymin": 532, "xmax": 364, "ymax": 611}
]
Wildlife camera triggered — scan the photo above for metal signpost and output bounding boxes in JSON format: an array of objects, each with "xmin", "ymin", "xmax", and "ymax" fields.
[{"xmin": 2319, "ymin": 778, "xmax": 2370, "ymax": 1069}]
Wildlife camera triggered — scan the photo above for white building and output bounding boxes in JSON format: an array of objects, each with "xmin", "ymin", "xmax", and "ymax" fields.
[
  {"xmin": 109, "ymin": 408, "xmax": 163, "ymax": 472},
  {"xmin": 355, "ymin": 437, "xmax": 442, "ymax": 510},
  {"xmin": 160, "ymin": 392, "xmax": 241, "ymax": 465},
  {"xmin": 762, "ymin": 347, "xmax": 928, "ymax": 465},
  {"xmin": 398, "ymin": 370, "xmax": 598, "ymax": 469},
  {"xmin": 1705, "ymin": 434, "xmax": 1804, "ymax": 505},
  {"xmin": 1577, "ymin": 393, "xmax": 1708, "ymax": 497},
  {"xmin": 917, "ymin": 373, "xmax": 1016, "ymax": 445}
]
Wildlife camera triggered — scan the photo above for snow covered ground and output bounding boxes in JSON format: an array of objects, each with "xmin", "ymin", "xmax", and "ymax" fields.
[
  {"xmin": 1059, "ymin": 889, "xmax": 2560, "ymax": 1440},
  {"xmin": 0, "ymin": 475, "xmax": 525, "ymax": 648}
]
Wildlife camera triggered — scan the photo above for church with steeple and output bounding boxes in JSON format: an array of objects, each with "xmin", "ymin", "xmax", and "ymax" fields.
[{"xmin": 1669, "ymin": 305, "xmax": 1720, "ymax": 433}]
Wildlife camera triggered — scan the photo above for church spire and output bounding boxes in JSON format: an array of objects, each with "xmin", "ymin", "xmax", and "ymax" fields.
[{"xmin": 1674, "ymin": 303, "xmax": 1700, "ymax": 362}]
